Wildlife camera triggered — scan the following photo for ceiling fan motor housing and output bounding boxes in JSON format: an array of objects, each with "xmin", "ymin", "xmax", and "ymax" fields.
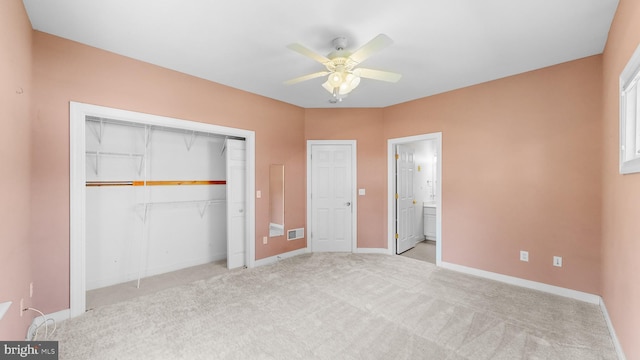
[{"xmin": 332, "ymin": 36, "xmax": 348, "ymax": 50}]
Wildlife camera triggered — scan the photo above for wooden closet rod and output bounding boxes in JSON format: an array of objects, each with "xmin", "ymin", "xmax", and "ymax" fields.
[{"xmin": 86, "ymin": 180, "xmax": 226, "ymax": 187}]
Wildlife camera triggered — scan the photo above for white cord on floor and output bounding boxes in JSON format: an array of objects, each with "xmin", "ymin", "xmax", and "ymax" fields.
[{"xmin": 24, "ymin": 307, "xmax": 56, "ymax": 340}]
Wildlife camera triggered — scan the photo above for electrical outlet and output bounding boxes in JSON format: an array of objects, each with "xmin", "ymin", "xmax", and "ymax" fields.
[
  {"xmin": 262, "ymin": 236, "xmax": 268, "ymax": 245},
  {"xmin": 553, "ymin": 256, "xmax": 563, "ymax": 267},
  {"xmin": 520, "ymin": 250, "xmax": 529, "ymax": 262},
  {"xmin": 30, "ymin": 282, "xmax": 33, "ymax": 298},
  {"xmin": 19, "ymin": 298, "xmax": 24, "ymax": 317}
]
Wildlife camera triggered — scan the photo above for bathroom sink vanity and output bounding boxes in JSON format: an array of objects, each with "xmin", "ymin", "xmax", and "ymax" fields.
[{"xmin": 423, "ymin": 202, "xmax": 436, "ymax": 241}]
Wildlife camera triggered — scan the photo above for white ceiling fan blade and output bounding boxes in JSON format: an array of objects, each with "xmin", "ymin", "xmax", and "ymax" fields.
[
  {"xmin": 284, "ymin": 71, "xmax": 330, "ymax": 85},
  {"xmin": 287, "ymin": 43, "xmax": 331, "ymax": 64},
  {"xmin": 348, "ymin": 34, "xmax": 393, "ymax": 65},
  {"xmin": 355, "ymin": 68, "xmax": 402, "ymax": 83}
]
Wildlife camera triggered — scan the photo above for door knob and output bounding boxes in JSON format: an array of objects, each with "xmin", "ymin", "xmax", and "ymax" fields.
[{"xmin": 345, "ymin": 202, "xmax": 351, "ymax": 206}]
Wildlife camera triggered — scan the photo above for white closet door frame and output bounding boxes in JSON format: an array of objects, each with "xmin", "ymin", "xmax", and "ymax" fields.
[{"xmin": 69, "ymin": 102, "xmax": 256, "ymax": 318}]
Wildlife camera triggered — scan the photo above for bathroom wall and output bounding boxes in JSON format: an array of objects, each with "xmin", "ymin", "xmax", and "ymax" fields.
[{"xmin": 406, "ymin": 140, "xmax": 437, "ymax": 242}]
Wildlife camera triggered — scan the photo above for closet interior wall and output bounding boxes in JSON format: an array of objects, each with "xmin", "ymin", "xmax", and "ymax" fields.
[{"xmin": 85, "ymin": 117, "xmax": 228, "ymax": 290}]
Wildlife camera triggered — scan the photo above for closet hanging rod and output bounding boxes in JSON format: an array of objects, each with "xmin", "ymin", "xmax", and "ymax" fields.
[{"xmin": 86, "ymin": 180, "xmax": 226, "ymax": 187}]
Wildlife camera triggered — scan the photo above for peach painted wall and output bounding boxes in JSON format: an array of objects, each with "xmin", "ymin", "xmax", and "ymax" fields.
[
  {"xmin": 30, "ymin": 32, "xmax": 306, "ymax": 315},
  {"xmin": 601, "ymin": 0, "xmax": 640, "ymax": 358},
  {"xmin": 305, "ymin": 108, "xmax": 387, "ymax": 249},
  {"xmin": 0, "ymin": 0, "xmax": 36, "ymax": 339},
  {"xmin": 383, "ymin": 56, "xmax": 603, "ymax": 295}
]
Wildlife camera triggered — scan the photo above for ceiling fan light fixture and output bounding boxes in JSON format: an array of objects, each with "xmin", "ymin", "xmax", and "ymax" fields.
[
  {"xmin": 323, "ymin": 71, "xmax": 361, "ymax": 96},
  {"xmin": 328, "ymin": 72, "xmax": 343, "ymax": 87},
  {"xmin": 285, "ymin": 33, "xmax": 400, "ymax": 103},
  {"xmin": 340, "ymin": 73, "xmax": 360, "ymax": 94}
]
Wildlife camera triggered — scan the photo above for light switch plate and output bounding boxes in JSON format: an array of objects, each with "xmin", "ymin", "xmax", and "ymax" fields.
[{"xmin": 358, "ymin": 189, "xmax": 366, "ymax": 196}]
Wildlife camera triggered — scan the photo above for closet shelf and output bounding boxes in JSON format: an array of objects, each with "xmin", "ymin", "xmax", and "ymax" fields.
[
  {"xmin": 86, "ymin": 116, "xmax": 240, "ymax": 152},
  {"xmin": 137, "ymin": 199, "xmax": 226, "ymax": 221},
  {"xmin": 86, "ymin": 151, "xmax": 145, "ymax": 175}
]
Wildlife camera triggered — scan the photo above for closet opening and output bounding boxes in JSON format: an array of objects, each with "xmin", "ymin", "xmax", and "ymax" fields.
[{"xmin": 70, "ymin": 102, "xmax": 256, "ymax": 317}]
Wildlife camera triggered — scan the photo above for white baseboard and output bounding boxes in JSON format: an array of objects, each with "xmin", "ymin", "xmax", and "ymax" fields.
[
  {"xmin": 354, "ymin": 248, "xmax": 389, "ymax": 254},
  {"xmin": 440, "ymin": 261, "xmax": 600, "ymax": 304},
  {"xmin": 25, "ymin": 308, "xmax": 70, "ymax": 340},
  {"xmin": 253, "ymin": 247, "xmax": 309, "ymax": 267},
  {"xmin": 599, "ymin": 297, "xmax": 627, "ymax": 360}
]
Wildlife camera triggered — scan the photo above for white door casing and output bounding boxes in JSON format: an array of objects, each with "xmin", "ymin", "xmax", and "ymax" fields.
[
  {"xmin": 396, "ymin": 144, "xmax": 416, "ymax": 254},
  {"xmin": 307, "ymin": 141, "xmax": 357, "ymax": 253},
  {"xmin": 387, "ymin": 133, "xmax": 442, "ymax": 264},
  {"xmin": 226, "ymin": 139, "xmax": 246, "ymax": 269}
]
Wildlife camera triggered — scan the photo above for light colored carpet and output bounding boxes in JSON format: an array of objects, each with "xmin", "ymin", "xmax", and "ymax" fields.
[
  {"xmin": 53, "ymin": 253, "xmax": 616, "ymax": 360},
  {"xmin": 400, "ymin": 240, "xmax": 436, "ymax": 264},
  {"xmin": 86, "ymin": 260, "xmax": 229, "ymax": 309}
]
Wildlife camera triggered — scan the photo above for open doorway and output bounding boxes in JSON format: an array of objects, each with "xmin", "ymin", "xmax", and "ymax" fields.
[
  {"xmin": 69, "ymin": 102, "xmax": 256, "ymax": 318},
  {"xmin": 387, "ymin": 133, "xmax": 442, "ymax": 265}
]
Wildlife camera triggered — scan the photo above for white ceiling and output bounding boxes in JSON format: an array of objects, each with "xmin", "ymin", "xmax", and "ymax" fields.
[{"xmin": 23, "ymin": 0, "xmax": 619, "ymax": 109}]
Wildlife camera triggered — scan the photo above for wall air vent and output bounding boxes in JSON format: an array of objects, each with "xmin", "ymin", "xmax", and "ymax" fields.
[{"xmin": 287, "ymin": 228, "xmax": 304, "ymax": 241}]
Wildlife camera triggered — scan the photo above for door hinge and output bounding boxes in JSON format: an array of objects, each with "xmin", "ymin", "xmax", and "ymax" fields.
[
  {"xmin": 395, "ymin": 233, "xmax": 399, "ymax": 239},
  {"xmin": 395, "ymin": 193, "xmax": 399, "ymax": 199},
  {"xmin": 395, "ymin": 153, "xmax": 399, "ymax": 160}
]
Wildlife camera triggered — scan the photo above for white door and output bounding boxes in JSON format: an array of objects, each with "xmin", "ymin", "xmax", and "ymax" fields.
[
  {"xmin": 396, "ymin": 144, "xmax": 416, "ymax": 254},
  {"xmin": 226, "ymin": 139, "xmax": 246, "ymax": 269},
  {"xmin": 310, "ymin": 144, "xmax": 353, "ymax": 252}
]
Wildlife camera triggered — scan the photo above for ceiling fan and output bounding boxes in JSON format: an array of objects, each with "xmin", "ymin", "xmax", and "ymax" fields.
[{"xmin": 284, "ymin": 34, "xmax": 402, "ymax": 102}]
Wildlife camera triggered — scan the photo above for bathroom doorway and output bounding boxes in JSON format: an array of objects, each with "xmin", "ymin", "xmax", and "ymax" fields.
[{"xmin": 387, "ymin": 133, "xmax": 442, "ymax": 265}]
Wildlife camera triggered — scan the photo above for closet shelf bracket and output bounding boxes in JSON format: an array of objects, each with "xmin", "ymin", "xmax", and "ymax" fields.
[
  {"xmin": 220, "ymin": 137, "xmax": 228, "ymax": 156},
  {"xmin": 87, "ymin": 118, "xmax": 105, "ymax": 144},
  {"xmin": 185, "ymin": 131, "xmax": 197, "ymax": 151},
  {"xmin": 144, "ymin": 126, "xmax": 153, "ymax": 149}
]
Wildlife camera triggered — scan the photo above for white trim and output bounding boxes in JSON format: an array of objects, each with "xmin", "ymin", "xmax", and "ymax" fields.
[
  {"xmin": 25, "ymin": 309, "xmax": 70, "ymax": 340},
  {"xmin": 619, "ymin": 42, "xmax": 640, "ymax": 175},
  {"xmin": 440, "ymin": 261, "xmax": 600, "ymax": 304},
  {"xmin": 253, "ymin": 247, "xmax": 309, "ymax": 267},
  {"xmin": 69, "ymin": 102, "xmax": 256, "ymax": 318},
  {"xmin": 599, "ymin": 298, "xmax": 628, "ymax": 360},
  {"xmin": 306, "ymin": 140, "xmax": 358, "ymax": 253},
  {"xmin": 354, "ymin": 248, "xmax": 388, "ymax": 254},
  {"xmin": 388, "ymin": 133, "xmax": 442, "ymax": 264}
]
